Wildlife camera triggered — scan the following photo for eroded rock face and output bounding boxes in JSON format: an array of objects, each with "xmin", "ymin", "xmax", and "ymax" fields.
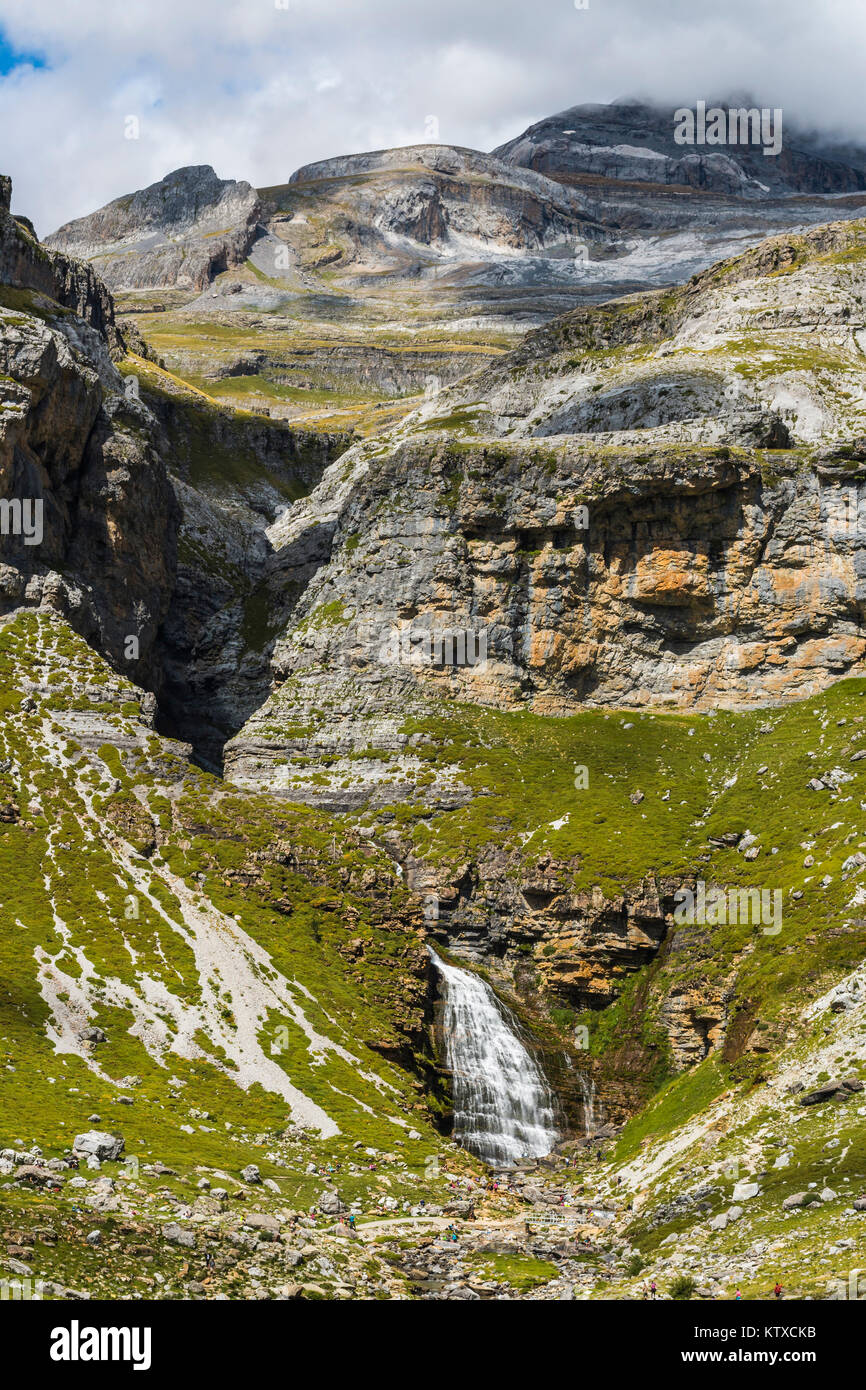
[
  {"xmin": 45, "ymin": 166, "xmax": 261, "ymax": 291},
  {"xmin": 286, "ymin": 144, "xmax": 609, "ymax": 258},
  {"xmin": 0, "ymin": 184, "xmax": 122, "ymax": 353},
  {"xmin": 224, "ymin": 440, "xmax": 866, "ymax": 803},
  {"xmin": 494, "ymin": 99, "xmax": 866, "ymax": 198},
  {"xmin": 0, "ymin": 180, "xmax": 178, "ymax": 680}
]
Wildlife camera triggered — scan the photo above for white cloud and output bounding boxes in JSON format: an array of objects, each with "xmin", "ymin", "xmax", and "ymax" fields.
[{"xmin": 1, "ymin": 0, "xmax": 865, "ymax": 232}]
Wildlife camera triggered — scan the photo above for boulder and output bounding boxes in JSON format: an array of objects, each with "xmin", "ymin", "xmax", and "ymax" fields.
[
  {"xmin": 732, "ymin": 1181, "xmax": 761, "ymax": 1202},
  {"xmin": 782, "ymin": 1192, "xmax": 810, "ymax": 1209},
  {"xmin": 161, "ymin": 1222, "xmax": 195, "ymax": 1248},
  {"xmin": 244, "ymin": 1213, "xmax": 282, "ymax": 1237},
  {"xmin": 73, "ymin": 1131, "xmax": 125, "ymax": 1161},
  {"xmin": 798, "ymin": 1078, "xmax": 863, "ymax": 1106},
  {"xmin": 15, "ymin": 1165, "xmax": 61, "ymax": 1188},
  {"xmin": 444, "ymin": 1200, "xmax": 476, "ymax": 1219},
  {"xmin": 318, "ymin": 1189, "xmax": 346, "ymax": 1216}
]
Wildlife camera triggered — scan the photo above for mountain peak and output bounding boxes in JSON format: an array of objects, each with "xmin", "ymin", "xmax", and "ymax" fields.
[{"xmin": 44, "ymin": 165, "xmax": 261, "ymax": 291}]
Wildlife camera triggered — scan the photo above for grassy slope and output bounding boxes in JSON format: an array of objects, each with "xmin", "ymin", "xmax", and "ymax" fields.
[
  {"xmin": 353, "ymin": 680, "xmax": 866, "ymax": 1107},
  {"xmin": 0, "ymin": 612, "xmax": 447, "ymax": 1185}
]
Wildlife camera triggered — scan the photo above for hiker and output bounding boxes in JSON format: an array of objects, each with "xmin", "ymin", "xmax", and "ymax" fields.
[
  {"xmin": 773, "ymin": 1281, "xmax": 783, "ymax": 1299},
  {"xmin": 650, "ymin": 1279, "xmax": 657, "ymax": 1298},
  {"xmin": 735, "ymin": 1288, "xmax": 743, "ymax": 1300}
]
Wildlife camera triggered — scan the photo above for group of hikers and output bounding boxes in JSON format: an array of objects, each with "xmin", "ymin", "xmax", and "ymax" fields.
[{"xmin": 639, "ymin": 1279, "xmax": 784, "ymax": 1300}]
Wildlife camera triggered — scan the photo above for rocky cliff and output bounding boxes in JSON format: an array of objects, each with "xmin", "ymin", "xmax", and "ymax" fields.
[
  {"xmin": 0, "ymin": 182, "xmax": 178, "ymax": 680},
  {"xmin": 494, "ymin": 99, "xmax": 866, "ymax": 197},
  {"xmin": 213, "ymin": 215, "xmax": 866, "ymax": 1126},
  {"xmin": 45, "ymin": 166, "xmax": 262, "ymax": 291},
  {"xmin": 283, "ymin": 143, "xmax": 610, "ymax": 258},
  {"xmin": 224, "ymin": 217, "xmax": 866, "ymax": 814},
  {"xmin": 1, "ymin": 174, "xmax": 123, "ymax": 354}
]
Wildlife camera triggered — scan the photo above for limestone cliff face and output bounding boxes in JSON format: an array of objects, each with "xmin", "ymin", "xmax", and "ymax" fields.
[
  {"xmin": 0, "ymin": 178, "xmax": 123, "ymax": 354},
  {"xmin": 225, "ymin": 217, "xmax": 866, "ymax": 811},
  {"xmin": 0, "ymin": 179, "xmax": 178, "ymax": 679},
  {"xmin": 284, "ymin": 144, "xmax": 610, "ymax": 257},
  {"xmin": 45, "ymin": 166, "xmax": 261, "ymax": 291},
  {"xmin": 224, "ymin": 439, "xmax": 866, "ymax": 805}
]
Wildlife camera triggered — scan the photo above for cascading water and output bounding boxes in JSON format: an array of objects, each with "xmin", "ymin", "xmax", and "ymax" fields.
[
  {"xmin": 429, "ymin": 948, "xmax": 559, "ymax": 1166},
  {"xmin": 579, "ymin": 1073, "xmax": 598, "ymax": 1135}
]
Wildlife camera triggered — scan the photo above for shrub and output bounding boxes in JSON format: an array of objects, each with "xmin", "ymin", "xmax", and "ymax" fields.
[{"xmin": 670, "ymin": 1275, "xmax": 697, "ymax": 1300}]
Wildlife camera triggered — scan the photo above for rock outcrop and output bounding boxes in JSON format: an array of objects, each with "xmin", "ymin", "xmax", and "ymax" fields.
[
  {"xmin": 1, "ymin": 177, "xmax": 178, "ymax": 679},
  {"xmin": 494, "ymin": 99, "xmax": 866, "ymax": 198},
  {"xmin": 45, "ymin": 166, "xmax": 262, "ymax": 291},
  {"xmin": 284, "ymin": 144, "xmax": 610, "ymax": 258},
  {"xmin": 1, "ymin": 175, "xmax": 122, "ymax": 353}
]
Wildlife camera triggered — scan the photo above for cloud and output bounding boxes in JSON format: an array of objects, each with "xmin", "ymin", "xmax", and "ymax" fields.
[{"xmin": 1, "ymin": 0, "xmax": 865, "ymax": 232}]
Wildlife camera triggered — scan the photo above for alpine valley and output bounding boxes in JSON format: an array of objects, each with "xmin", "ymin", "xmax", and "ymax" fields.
[{"xmin": 2, "ymin": 98, "xmax": 866, "ymax": 1304}]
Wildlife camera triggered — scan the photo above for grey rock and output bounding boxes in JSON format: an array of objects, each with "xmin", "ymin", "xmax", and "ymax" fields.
[
  {"xmin": 73, "ymin": 1131, "xmax": 125, "ymax": 1161},
  {"xmin": 318, "ymin": 1189, "xmax": 347, "ymax": 1216},
  {"xmin": 161, "ymin": 1222, "xmax": 195, "ymax": 1248},
  {"xmin": 46, "ymin": 166, "xmax": 262, "ymax": 293},
  {"xmin": 14, "ymin": 1164, "xmax": 61, "ymax": 1188},
  {"xmin": 244, "ymin": 1213, "xmax": 282, "ymax": 1237},
  {"xmin": 799, "ymin": 1079, "xmax": 863, "ymax": 1106}
]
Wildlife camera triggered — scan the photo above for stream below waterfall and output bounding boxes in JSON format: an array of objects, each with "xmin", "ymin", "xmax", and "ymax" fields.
[{"xmin": 429, "ymin": 948, "xmax": 559, "ymax": 1166}]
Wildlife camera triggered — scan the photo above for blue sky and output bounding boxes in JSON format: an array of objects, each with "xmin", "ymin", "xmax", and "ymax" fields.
[
  {"xmin": 0, "ymin": 29, "xmax": 45, "ymax": 76},
  {"xmin": 1, "ymin": 0, "xmax": 866, "ymax": 234}
]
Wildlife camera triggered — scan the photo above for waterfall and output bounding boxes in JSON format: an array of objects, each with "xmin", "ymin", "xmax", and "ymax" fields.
[
  {"xmin": 429, "ymin": 948, "xmax": 559, "ymax": 1166},
  {"xmin": 580, "ymin": 1073, "xmax": 598, "ymax": 1135}
]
